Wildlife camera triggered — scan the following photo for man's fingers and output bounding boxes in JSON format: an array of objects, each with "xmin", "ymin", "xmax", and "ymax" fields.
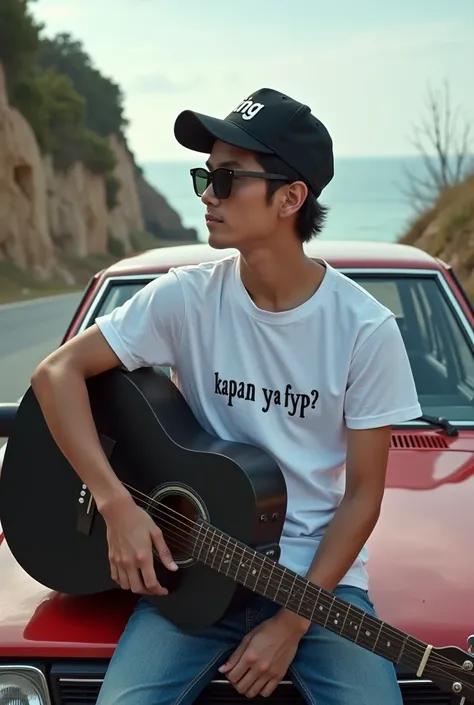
[
  {"xmin": 234, "ymin": 671, "xmax": 260, "ymax": 695},
  {"xmin": 108, "ymin": 523, "xmax": 177, "ymax": 597},
  {"xmin": 128, "ymin": 568, "xmax": 146, "ymax": 595},
  {"xmin": 117, "ymin": 567, "xmax": 130, "ymax": 591},
  {"xmin": 151, "ymin": 527, "xmax": 178, "ymax": 571},
  {"xmin": 137, "ymin": 547, "xmax": 168, "ymax": 595},
  {"xmin": 260, "ymin": 678, "xmax": 280, "ymax": 698},
  {"xmin": 246, "ymin": 676, "xmax": 270, "ymax": 699},
  {"xmin": 110, "ymin": 559, "xmax": 119, "ymax": 584},
  {"xmin": 219, "ymin": 640, "xmax": 251, "ymax": 681}
]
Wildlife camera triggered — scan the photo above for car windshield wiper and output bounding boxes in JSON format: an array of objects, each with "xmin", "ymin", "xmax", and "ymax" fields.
[{"xmin": 416, "ymin": 414, "xmax": 459, "ymax": 437}]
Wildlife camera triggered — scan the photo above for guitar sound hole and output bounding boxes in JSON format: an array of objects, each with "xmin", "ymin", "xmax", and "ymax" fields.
[{"xmin": 153, "ymin": 491, "xmax": 201, "ymax": 565}]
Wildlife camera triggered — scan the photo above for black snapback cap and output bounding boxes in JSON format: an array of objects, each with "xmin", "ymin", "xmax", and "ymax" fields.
[{"xmin": 174, "ymin": 88, "xmax": 334, "ymax": 198}]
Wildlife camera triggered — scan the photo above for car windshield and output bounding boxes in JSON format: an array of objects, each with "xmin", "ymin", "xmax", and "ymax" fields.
[{"xmin": 88, "ymin": 271, "xmax": 474, "ymax": 425}]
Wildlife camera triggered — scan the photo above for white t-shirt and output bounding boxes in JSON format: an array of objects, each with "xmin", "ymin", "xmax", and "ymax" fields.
[{"xmin": 96, "ymin": 254, "xmax": 421, "ymax": 590}]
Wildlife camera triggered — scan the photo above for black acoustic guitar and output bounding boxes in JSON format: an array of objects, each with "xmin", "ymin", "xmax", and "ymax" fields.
[{"xmin": 0, "ymin": 367, "xmax": 473, "ymax": 703}]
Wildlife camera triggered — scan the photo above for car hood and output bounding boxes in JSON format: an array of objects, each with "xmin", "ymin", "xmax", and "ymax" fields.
[{"xmin": 1, "ymin": 431, "xmax": 474, "ymax": 658}]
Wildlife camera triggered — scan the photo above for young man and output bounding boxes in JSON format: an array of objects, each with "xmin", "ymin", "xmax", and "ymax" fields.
[{"xmin": 31, "ymin": 88, "xmax": 421, "ymax": 704}]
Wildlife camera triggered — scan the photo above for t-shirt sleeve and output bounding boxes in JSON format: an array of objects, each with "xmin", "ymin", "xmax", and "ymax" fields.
[
  {"xmin": 95, "ymin": 270, "xmax": 185, "ymax": 371},
  {"xmin": 344, "ymin": 314, "xmax": 422, "ymax": 430}
]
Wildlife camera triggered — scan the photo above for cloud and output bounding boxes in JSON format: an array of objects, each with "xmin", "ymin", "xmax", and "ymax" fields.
[
  {"xmin": 31, "ymin": 0, "xmax": 88, "ymax": 28},
  {"xmin": 29, "ymin": 1, "xmax": 474, "ymax": 162},
  {"xmin": 126, "ymin": 73, "xmax": 205, "ymax": 96}
]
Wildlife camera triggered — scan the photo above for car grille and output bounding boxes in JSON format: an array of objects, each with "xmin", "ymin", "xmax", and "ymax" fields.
[{"xmin": 50, "ymin": 664, "xmax": 454, "ymax": 705}]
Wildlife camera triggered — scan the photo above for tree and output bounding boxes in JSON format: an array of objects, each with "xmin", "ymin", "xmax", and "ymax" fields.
[
  {"xmin": 0, "ymin": 3, "xmax": 120, "ymax": 177},
  {"xmin": 9, "ymin": 67, "xmax": 50, "ymax": 149},
  {"xmin": 0, "ymin": 0, "xmax": 40, "ymax": 88},
  {"xmin": 37, "ymin": 33, "xmax": 128, "ymax": 137},
  {"xmin": 38, "ymin": 68, "xmax": 87, "ymax": 168},
  {"xmin": 37, "ymin": 69, "xmax": 117, "ymax": 174},
  {"xmin": 81, "ymin": 129, "xmax": 117, "ymax": 174},
  {"xmin": 403, "ymin": 80, "xmax": 474, "ymax": 211}
]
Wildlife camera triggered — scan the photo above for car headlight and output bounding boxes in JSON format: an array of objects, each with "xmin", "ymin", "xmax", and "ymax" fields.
[{"xmin": 0, "ymin": 666, "xmax": 50, "ymax": 705}]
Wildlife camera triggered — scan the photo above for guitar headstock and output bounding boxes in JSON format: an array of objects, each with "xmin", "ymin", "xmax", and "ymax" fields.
[{"xmin": 424, "ymin": 642, "xmax": 474, "ymax": 703}]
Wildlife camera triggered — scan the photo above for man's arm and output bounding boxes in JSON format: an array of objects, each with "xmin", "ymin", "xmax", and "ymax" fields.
[
  {"xmin": 31, "ymin": 324, "xmax": 130, "ymax": 511},
  {"xmin": 276, "ymin": 424, "xmax": 392, "ymax": 634},
  {"xmin": 219, "ymin": 314, "xmax": 422, "ymax": 694},
  {"xmin": 31, "ymin": 271, "xmax": 185, "ymax": 511},
  {"xmin": 276, "ymin": 313, "xmax": 421, "ymax": 634},
  {"xmin": 218, "ymin": 430, "xmax": 393, "ymax": 694},
  {"xmin": 30, "ymin": 272, "xmax": 186, "ymax": 594}
]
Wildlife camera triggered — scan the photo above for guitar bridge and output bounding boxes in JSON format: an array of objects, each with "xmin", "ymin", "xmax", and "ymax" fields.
[
  {"xmin": 77, "ymin": 484, "xmax": 96, "ymax": 535},
  {"xmin": 76, "ymin": 433, "xmax": 116, "ymax": 535}
]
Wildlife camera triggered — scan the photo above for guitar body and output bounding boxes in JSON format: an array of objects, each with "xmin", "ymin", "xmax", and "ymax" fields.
[
  {"xmin": 2, "ymin": 367, "xmax": 474, "ymax": 701},
  {"xmin": 0, "ymin": 367, "xmax": 287, "ymax": 631}
]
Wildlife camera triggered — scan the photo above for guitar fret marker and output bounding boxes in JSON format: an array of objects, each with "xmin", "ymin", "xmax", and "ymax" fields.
[
  {"xmin": 323, "ymin": 597, "xmax": 334, "ymax": 627},
  {"xmin": 174, "ymin": 518, "xmax": 472, "ymax": 705}
]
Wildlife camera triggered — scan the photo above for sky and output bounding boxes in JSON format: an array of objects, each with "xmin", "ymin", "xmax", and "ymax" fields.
[{"xmin": 30, "ymin": 0, "xmax": 474, "ymax": 164}]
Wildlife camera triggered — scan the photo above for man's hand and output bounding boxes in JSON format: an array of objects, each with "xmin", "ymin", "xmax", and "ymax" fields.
[
  {"xmin": 101, "ymin": 493, "xmax": 178, "ymax": 595},
  {"xmin": 218, "ymin": 611, "xmax": 307, "ymax": 698}
]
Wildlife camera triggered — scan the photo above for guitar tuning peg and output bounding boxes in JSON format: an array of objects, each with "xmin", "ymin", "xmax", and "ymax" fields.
[{"xmin": 468, "ymin": 635, "xmax": 474, "ymax": 653}]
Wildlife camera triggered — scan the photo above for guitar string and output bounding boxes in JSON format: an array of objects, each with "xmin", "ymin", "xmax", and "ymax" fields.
[
  {"xmin": 123, "ymin": 481, "xmax": 473, "ymax": 680},
  {"xmin": 139, "ymin": 521, "xmax": 473, "ymax": 691},
  {"xmin": 124, "ymin": 490, "xmax": 473, "ymax": 690},
  {"xmin": 121, "ymin": 484, "xmax": 413, "ymax": 651},
  {"xmin": 110, "ymin": 482, "xmax": 473, "ymax": 684},
  {"xmin": 120, "ymin": 480, "xmax": 442, "ymax": 654}
]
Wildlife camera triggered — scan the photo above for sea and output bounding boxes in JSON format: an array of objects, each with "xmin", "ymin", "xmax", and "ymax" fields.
[{"xmin": 143, "ymin": 155, "xmax": 428, "ymax": 243}]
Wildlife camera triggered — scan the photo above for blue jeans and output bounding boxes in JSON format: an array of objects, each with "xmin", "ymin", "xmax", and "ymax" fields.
[{"xmin": 96, "ymin": 585, "xmax": 403, "ymax": 705}]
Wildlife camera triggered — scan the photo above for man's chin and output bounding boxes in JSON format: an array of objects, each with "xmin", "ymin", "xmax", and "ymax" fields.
[{"xmin": 207, "ymin": 227, "xmax": 235, "ymax": 250}]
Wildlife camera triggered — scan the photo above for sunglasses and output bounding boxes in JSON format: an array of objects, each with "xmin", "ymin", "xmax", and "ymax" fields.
[{"xmin": 190, "ymin": 167, "xmax": 290, "ymax": 199}]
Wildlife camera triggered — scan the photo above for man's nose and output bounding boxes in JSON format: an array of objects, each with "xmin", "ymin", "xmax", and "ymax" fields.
[{"xmin": 201, "ymin": 184, "xmax": 219, "ymax": 206}]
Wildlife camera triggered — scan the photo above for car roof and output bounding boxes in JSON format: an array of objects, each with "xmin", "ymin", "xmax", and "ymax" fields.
[{"xmin": 103, "ymin": 240, "xmax": 443, "ymax": 277}]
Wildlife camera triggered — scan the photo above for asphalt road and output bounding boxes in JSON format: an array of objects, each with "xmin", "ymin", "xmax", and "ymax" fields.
[{"xmin": 0, "ymin": 293, "xmax": 82, "ymax": 405}]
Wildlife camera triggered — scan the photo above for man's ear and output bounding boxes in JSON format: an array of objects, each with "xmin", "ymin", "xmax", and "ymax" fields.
[{"xmin": 278, "ymin": 181, "xmax": 308, "ymax": 220}]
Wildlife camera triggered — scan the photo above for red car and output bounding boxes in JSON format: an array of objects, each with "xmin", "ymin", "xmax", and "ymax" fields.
[{"xmin": 1, "ymin": 240, "xmax": 473, "ymax": 704}]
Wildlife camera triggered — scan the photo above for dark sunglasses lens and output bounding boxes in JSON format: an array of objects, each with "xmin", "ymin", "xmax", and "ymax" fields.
[
  {"xmin": 212, "ymin": 169, "xmax": 232, "ymax": 199},
  {"xmin": 192, "ymin": 169, "xmax": 209, "ymax": 196}
]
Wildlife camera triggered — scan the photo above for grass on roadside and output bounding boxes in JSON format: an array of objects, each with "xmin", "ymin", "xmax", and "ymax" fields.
[
  {"xmin": 0, "ymin": 235, "xmax": 198, "ymax": 305},
  {"xmin": 0, "ymin": 253, "xmax": 117, "ymax": 305}
]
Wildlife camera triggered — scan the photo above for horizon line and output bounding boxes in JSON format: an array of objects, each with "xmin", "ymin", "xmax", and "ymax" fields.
[{"xmin": 140, "ymin": 153, "xmax": 430, "ymax": 165}]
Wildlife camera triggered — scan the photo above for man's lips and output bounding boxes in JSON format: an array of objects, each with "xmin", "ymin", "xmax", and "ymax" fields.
[{"xmin": 205, "ymin": 213, "xmax": 223, "ymax": 224}]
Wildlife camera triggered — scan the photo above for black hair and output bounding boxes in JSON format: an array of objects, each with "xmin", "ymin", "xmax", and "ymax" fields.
[{"xmin": 254, "ymin": 152, "xmax": 329, "ymax": 243}]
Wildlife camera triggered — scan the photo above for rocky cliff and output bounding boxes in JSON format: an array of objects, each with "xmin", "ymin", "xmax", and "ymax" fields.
[
  {"xmin": 136, "ymin": 172, "xmax": 196, "ymax": 242},
  {"xmin": 0, "ymin": 61, "xmax": 196, "ymax": 281},
  {"xmin": 399, "ymin": 174, "xmax": 474, "ymax": 299},
  {"xmin": 0, "ymin": 62, "xmax": 53, "ymax": 278}
]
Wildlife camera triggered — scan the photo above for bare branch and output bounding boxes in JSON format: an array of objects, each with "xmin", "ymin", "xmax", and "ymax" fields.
[
  {"xmin": 397, "ymin": 165, "xmax": 436, "ymax": 215},
  {"xmin": 402, "ymin": 80, "xmax": 474, "ymax": 209}
]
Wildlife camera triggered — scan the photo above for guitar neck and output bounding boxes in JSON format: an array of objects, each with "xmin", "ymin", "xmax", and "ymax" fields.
[{"xmin": 191, "ymin": 522, "xmax": 427, "ymax": 673}]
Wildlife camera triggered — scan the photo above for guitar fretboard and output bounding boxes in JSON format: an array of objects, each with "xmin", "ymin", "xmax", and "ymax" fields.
[{"xmin": 190, "ymin": 521, "xmax": 426, "ymax": 672}]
